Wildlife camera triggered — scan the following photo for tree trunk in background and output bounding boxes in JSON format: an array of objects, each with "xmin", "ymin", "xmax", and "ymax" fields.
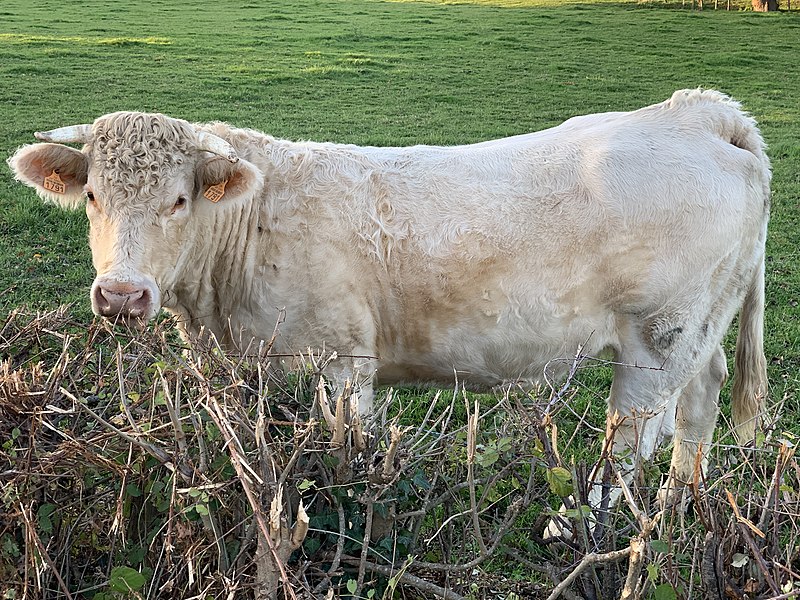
[{"xmin": 752, "ymin": 0, "xmax": 778, "ymax": 10}]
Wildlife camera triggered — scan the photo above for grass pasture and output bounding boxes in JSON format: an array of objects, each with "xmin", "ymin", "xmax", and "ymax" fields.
[{"xmin": 1, "ymin": 0, "xmax": 800, "ymax": 598}]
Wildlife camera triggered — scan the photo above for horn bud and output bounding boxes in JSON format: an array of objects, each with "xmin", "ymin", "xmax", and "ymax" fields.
[
  {"xmin": 34, "ymin": 124, "xmax": 92, "ymax": 144},
  {"xmin": 196, "ymin": 130, "xmax": 239, "ymax": 163}
]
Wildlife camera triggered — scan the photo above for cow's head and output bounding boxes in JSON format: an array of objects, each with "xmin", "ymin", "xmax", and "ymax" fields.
[{"xmin": 8, "ymin": 112, "xmax": 263, "ymax": 321}]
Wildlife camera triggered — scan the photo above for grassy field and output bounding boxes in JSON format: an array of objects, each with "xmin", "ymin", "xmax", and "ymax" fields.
[{"xmin": 1, "ymin": 0, "xmax": 799, "ymax": 597}]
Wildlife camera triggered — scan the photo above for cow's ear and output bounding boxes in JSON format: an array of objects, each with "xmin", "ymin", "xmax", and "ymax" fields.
[
  {"xmin": 7, "ymin": 143, "xmax": 88, "ymax": 209},
  {"xmin": 196, "ymin": 156, "xmax": 263, "ymax": 206}
]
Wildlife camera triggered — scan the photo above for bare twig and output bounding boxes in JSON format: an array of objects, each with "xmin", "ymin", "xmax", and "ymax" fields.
[
  {"xmin": 546, "ymin": 547, "xmax": 632, "ymax": 600},
  {"xmin": 203, "ymin": 393, "xmax": 300, "ymax": 600},
  {"xmin": 65, "ymin": 388, "xmax": 196, "ymax": 481},
  {"xmin": 356, "ymin": 497, "xmax": 375, "ymax": 597},
  {"xmin": 465, "ymin": 396, "xmax": 488, "ymax": 555},
  {"xmin": 339, "ymin": 555, "xmax": 467, "ymax": 600},
  {"xmin": 313, "ymin": 501, "xmax": 347, "ymax": 595},
  {"xmin": 19, "ymin": 502, "xmax": 75, "ymax": 600},
  {"xmin": 727, "ymin": 489, "xmax": 780, "ymax": 595}
]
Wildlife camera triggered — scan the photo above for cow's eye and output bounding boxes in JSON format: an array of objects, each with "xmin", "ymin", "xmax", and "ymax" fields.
[
  {"xmin": 86, "ymin": 191, "xmax": 95, "ymax": 202},
  {"xmin": 174, "ymin": 196, "xmax": 188, "ymax": 210}
]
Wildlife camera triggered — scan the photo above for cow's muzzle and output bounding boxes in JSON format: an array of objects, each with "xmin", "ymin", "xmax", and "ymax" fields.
[{"xmin": 91, "ymin": 279, "xmax": 158, "ymax": 321}]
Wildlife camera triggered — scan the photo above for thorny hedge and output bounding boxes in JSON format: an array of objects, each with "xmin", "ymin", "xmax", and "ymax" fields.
[{"xmin": 0, "ymin": 307, "xmax": 798, "ymax": 599}]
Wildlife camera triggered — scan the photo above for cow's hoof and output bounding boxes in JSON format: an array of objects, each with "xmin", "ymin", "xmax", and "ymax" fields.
[{"xmin": 543, "ymin": 513, "xmax": 574, "ymax": 541}]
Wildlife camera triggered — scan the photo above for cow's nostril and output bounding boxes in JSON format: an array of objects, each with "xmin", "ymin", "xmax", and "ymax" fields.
[
  {"xmin": 128, "ymin": 289, "xmax": 151, "ymax": 318},
  {"xmin": 93, "ymin": 286, "xmax": 110, "ymax": 312},
  {"xmin": 94, "ymin": 283, "xmax": 151, "ymax": 318}
]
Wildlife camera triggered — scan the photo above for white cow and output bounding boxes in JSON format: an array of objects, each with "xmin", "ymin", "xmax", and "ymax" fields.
[{"xmin": 8, "ymin": 89, "xmax": 770, "ymax": 510}]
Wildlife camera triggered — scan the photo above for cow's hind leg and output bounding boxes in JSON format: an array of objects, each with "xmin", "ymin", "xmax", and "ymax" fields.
[
  {"xmin": 545, "ymin": 336, "xmax": 683, "ymax": 539},
  {"xmin": 545, "ymin": 324, "xmax": 720, "ymax": 539},
  {"xmin": 658, "ymin": 345, "xmax": 727, "ymax": 506},
  {"xmin": 592, "ymin": 342, "xmax": 682, "ymax": 511}
]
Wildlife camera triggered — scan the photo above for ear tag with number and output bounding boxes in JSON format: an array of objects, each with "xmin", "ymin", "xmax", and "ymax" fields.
[
  {"xmin": 43, "ymin": 171, "xmax": 66, "ymax": 194},
  {"xmin": 204, "ymin": 179, "xmax": 228, "ymax": 203}
]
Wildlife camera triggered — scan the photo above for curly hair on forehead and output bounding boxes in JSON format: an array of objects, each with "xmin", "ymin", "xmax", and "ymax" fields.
[{"xmin": 88, "ymin": 112, "xmax": 197, "ymax": 196}]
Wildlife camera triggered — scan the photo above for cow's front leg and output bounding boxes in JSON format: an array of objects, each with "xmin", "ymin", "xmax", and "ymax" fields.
[{"xmin": 325, "ymin": 351, "xmax": 379, "ymax": 415}]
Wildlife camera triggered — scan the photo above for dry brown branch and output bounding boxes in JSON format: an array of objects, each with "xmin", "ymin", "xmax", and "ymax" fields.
[
  {"xmin": 116, "ymin": 343, "xmax": 141, "ymax": 434},
  {"xmin": 202, "ymin": 394, "xmax": 299, "ymax": 600},
  {"xmin": 315, "ymin": 377, "xmax": 336, "ymax": 430},
  {"xmin": 726, "ymin": 488, "xmax": 780, "ymax": 595},
  {"xmin": 351, "ymin": 408, "xmax": 367, "ymax": 454},
  {"xmin": 65, "ymin": 387, "xmax": 197, "ymax": 482},
  {"xmin": 339, "ymin": 554, "xmax": 468, "ymax": 600},
  {"xmin": 758, "ymin": 442, "xmax": 796, "ymax": 535},
  {"xmin": 381, "ymin": 424, "xmax": 404, "ymax": 480},
  {"xmin": 356, "ymin": 496, "xmax": 374, "ymax": 597},
  {"xmin": 465, "ymin": 396, "xmax": 488, "ymax": 556},
  {"xmin": 19, "ymin": 502, "xmax": 75, "ymax": 600},
  {"xmin": 311, "ymin": 500, "xmax": 347, "ymax": 596},
  {"xmin": 617, "ymin": 471, "xmax": 659, "ymax": 600},
  {"xmin": 159, "ymin": 366, "xmax": 187, "ymax": 456},
  {"xmin": 546, "ymin": 546, "xmax": 632, "ymax": 600},
  {"xmin": 331, "ymin": 383, "xmax": 348, "ymax": 448},
  {"xmin": 161, "ymin": 368, "xmax": 237, "ymax": 577}
]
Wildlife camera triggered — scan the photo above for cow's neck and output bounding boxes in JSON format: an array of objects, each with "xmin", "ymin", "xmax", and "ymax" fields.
[
  {"xmin": 170, "ymin": 135, "xmax": 339, "ymax": 351},
  {"xmin": 172, "ymin": 197, "xmax": 264, "ymax": 348}
]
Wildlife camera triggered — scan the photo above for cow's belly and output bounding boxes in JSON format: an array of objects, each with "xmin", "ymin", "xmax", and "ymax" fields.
[{"xmin": 375, "ymin": 308, "xmax": 619, "ymax": 389}]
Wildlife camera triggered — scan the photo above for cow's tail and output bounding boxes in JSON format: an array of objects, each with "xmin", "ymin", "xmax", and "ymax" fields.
[
  {"xmin": 730, "ymin": 254, "xmax": 768, "ymax": 444},
  {"xmin": 667, "ymin": 89, "xmax": 771, "ymax": 176}
]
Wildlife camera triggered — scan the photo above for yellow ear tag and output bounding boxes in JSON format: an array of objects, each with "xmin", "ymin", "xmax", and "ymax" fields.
[
  {"xmin": 204, "ymin": 180, "xmax": 228, "ymax": 203},
  {"xmin": 43, "ymin": 170, "xmax": 66, "ymax": 194}
]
